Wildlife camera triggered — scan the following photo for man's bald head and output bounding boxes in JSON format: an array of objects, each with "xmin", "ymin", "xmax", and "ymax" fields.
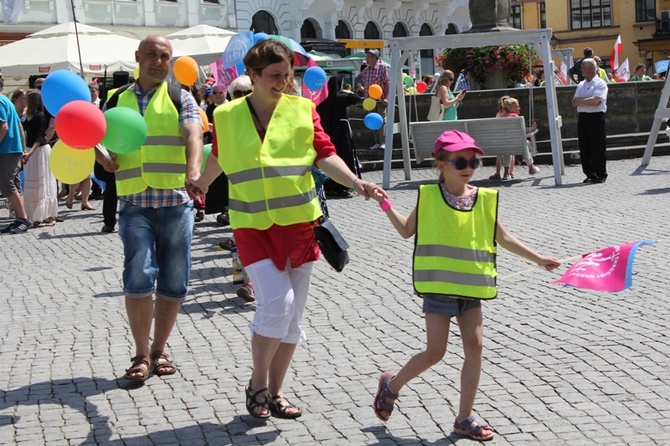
[{"xmin": 135, "ymin": 35, "xmax": 173, "ymax": 91}]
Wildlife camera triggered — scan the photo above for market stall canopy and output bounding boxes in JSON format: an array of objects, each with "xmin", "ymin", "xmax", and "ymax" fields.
[
  {"xmin": 307, "ymin": 51, "xmax": 357, "ymax": 72},
  {"xmin": 168, "ymin": 24, "xmax": 236, "ymax": 65},
  {"xmin": 0, "ymin": 22, "xmax": 139, "ymax": 78},
  {"xmin": 343, "ymin": 51, "xmax": 409, "ymax": 69}
]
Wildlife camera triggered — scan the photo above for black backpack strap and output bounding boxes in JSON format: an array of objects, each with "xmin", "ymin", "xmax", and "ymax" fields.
[
  {"xmin": 168, "ymin": 83, "xmax": 183, "ymax": 113},
  {"xmin": 104, "ymin": 83, "xmax": 133, "ymax": 109},
  {"xmin": 105, "ymin": 82, "xmax": 182, "ymax": 113}
]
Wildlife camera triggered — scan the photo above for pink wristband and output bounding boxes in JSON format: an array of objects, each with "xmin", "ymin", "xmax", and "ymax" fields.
[{"xmin": 380, "ymin": 199, "xmax": 392, "ymax": 212}]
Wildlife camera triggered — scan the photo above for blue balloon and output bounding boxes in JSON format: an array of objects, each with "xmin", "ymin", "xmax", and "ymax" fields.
[
  {"xmin": 303, "ymin": 66, "xmax": 327, "ymax": 91},
  {"xmin": 364, "ymin": 113, "xmax": 384, "ymax": 131},
  {"xmin": 41, "ymin": 70, "xmax": 91, "ymax": 116},
  {"xmin": 253, "ymin": 32, "xmax": 270, "ymax": 44}
]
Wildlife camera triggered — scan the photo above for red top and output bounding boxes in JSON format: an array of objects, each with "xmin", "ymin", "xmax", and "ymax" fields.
[{"xmin": 211, "ymin": 107, "xmax": 337, "ymax": 270}]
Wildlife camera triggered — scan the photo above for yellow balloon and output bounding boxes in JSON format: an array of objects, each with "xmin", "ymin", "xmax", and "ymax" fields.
[
  {"xmin": 362, "ymin": 98, "xmax": 377, "ymax": 111},
  {"xmin": 133, "ymin": 66, "xmax": 140, "ymax": 79},
  {"xmin": 49, "ymin": 140, "xmax": 95, "ymax": 185}
]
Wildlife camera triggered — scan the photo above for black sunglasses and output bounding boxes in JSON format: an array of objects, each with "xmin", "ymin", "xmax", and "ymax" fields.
[
  {"xmin": 447, "ymin": 157, "xmax": 481, "ymax": 170},
  {"xmin": 233, "ymin": 89, "xmax": 252, "ymax": 98}
]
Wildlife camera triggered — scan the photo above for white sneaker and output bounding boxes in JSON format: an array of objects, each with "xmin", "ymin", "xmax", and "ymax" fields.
[
  {"xmin": 369, "ymin": 143, "xmax": 381, "ymax": 150},
  {"xmin": 379, "ymin": 143, "xmax": 386, "ymax": 150},
  {"xmin": 529, "ymin": 165, "xmax": 540, "ymax": 175}
]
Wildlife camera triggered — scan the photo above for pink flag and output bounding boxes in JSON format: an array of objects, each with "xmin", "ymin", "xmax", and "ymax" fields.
[
  {"xmin": 610, "ymin": 34, "xmax": 623, "ymax": 72},
  {"xmin": 301, "ymin": 58, "xmax": 329, "ymax": 106},
  {"xmin": 551, "ymin": 240, "xmax": 655, "ymax": 292},
  {"xmin": 215, "ymin": 61, "xmax": 239, "ymax": 94}
]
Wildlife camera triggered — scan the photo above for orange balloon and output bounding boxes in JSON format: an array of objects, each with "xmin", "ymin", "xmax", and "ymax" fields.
[
  {"xmin": 198, "ymin": 107, "xmax": 209, "ymax": 134},
  {"xmin": 173, "ymin": 56, "xmax": 199, "ymax": 86},
  {"xmin": 368, "ymin": 84, "xmax": 383, "ymax": 100}
]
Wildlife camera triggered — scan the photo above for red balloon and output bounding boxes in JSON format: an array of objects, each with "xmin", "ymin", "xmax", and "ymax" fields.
[
  {"xmin": 55, "ymin": 100, "xmax": 106, "ymax": 149},
  {"xmin": 416, "ymin": 81, "xmax": 428, "ymax": 93}
]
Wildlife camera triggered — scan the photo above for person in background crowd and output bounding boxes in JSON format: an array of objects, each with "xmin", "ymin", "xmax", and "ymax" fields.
[
  {"xmin": 630, "ymin": 64, "xmax": 652, "ymax": 81},
  {"xmin": 10, "ymin": 89, "xmax": 26, "ymax": 121},
  {"xmin": 568, "ymin": 47, "xmax": 593, "ymax": 83},
  {"xmin": 316, "ymin": 75, "xmax": 362, "ymax": 198},
  {"xmin": 21, "ymin": 89, "xmax": 59, "ymax": 227},
  {"xmin": 593, "ymin": 57, "xmax": 610, "ymax": 83},
  {"xmin": 572, "ymin": 58, "xmax": 608, "ymax": 184},
  {"xmin": 89, "ymin": 82, "xmax": 101, "ymax": 108},
  {"xmin": 362, "ymin": 49, "xmax": 389, "ymax": 150},
  {"xmin": 0, "ymin": 76, "xmax": 30, "ymax": 234},
  {"xmin": 354, "ymin": 63, "xmax": 367, "ymax": 98}
]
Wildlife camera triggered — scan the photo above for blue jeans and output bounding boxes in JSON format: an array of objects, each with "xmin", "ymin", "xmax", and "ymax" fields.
[{"xmin": 118, "ymin": 200, "xmax": 194, "ymax": 301}]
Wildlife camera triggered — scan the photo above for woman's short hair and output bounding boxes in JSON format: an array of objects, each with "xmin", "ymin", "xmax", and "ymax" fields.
[{"xmin": 244, "ymin": 39, "xmax": 294, "ymax": 75}]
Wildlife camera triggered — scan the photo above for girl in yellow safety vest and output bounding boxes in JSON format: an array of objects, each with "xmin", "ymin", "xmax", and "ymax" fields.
[{"xmin": 368, "ymin": 130, "xmax": 560, "ymax": 442}]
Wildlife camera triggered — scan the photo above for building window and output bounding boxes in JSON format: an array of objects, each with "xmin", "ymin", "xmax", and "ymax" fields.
[
  {"xmin": 203, "ymin": 0, "xmax": 219, "ymax": 3},
  {"xmin": 571, "ymin": 0, "xmax": 612, "ymax": 30},
  {"xmin": 301, "ymin": 20, "xmax": 317, "ymax": 39},
  {"xmin": 540, "ymin": 2, "xmax": 546, "ymax": 28},
  {"xmin": 420, "ymin": 23, "xmax": 434, "ymax": 60},
  {"xmin": 364, "ymin": 22, "xmax": 381, "ymax": 39},
  {"xmin": 511, "ymin": 4, "xmax": 522, "ymax": 29},
  {"xmin": 251, "ymin": 11, "xmax": 278, "ymax": 35},
  {"xmin": 635, "ymin": 0, "xmax": 656, "ymax": 22},
  {"xmin": 393, "ymin": 23, "xmax": 408, "ymax": 37},
  {"xmin": 335, "ymin": 20, "xmax": 351, "ymax": 39}
]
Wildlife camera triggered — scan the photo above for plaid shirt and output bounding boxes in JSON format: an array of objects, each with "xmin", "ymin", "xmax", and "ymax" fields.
[
  {"xmin": 121, "ymin": 82, "xmax": 201, "ymax": 208},
  {"xmin": 362, "ymin": 60, "xmax": 389, "ymax": 99}
]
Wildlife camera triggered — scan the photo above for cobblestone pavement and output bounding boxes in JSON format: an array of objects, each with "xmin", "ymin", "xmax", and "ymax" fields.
[{"xmin": 1, "ymin": 156, "xmax": 670, "ymax": 446}]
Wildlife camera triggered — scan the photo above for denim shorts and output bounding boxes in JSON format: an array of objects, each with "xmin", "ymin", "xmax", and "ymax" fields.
[
  {"xmin": 118, "ymin": 199, "xmax": 194, "ymax": 301},
  {"xmin": 422, "ymin": 294, "xmax": 482, "ymax": 317}
]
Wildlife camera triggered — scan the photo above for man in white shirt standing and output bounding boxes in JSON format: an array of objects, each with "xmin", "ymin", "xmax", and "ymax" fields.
[{"xmin": 572, "ymin": 58, "xmax": 608, "ymax": 184}]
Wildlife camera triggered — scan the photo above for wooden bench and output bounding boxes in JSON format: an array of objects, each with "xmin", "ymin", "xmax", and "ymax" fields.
[{"xmin": 410, "ymin": 116, "xmax": 536, "ymax": 164}]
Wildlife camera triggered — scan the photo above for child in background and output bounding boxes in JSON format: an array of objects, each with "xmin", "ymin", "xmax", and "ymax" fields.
[
  {"xmin": 370, "ymin": 130, "xmax": 560, "ymax": 441},
  {"xmin": 489, "ymin": 96, "xmax": 540, "ymax": 179}
]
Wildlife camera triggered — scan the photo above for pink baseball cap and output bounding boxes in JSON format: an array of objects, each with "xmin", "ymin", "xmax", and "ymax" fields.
[{"xmin": 433, "ymin": 129, "xmax": 484, "ymax": 156}]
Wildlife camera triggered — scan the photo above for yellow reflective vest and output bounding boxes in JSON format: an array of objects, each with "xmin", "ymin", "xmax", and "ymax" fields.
[
  {"xmin": 413, "ymin": 185, "xmax": 498, "ymax": 299},
  {"xmin": 213, "ymin": 94, "xmax": 322, "ymax": 230},
  {"xmin": 114, "ymin": 83, "xmax": 186, "ymax": 196}
]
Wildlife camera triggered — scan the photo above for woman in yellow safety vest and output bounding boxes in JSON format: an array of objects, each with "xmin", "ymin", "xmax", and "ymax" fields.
[
  {"xmin": 367, "ymin": 130, "xmax": 560, "ymax": 441},
  {"xmin": 193, "ymin": 39, "xmax": 384, "ymax": 420}
]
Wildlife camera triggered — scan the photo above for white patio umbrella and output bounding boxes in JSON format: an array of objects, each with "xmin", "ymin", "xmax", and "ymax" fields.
[
  {"xmin": 168, "ymin": 24, "xmax": 236, "ymax": 65},
  {"xmin": 0, "ymin": 22, "xmax": 139, "ymax": 78}
]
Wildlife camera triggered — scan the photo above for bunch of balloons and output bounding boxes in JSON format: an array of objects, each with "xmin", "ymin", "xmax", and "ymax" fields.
[
  {"xmin": 362, "ymin": 84, "xmax": 383, "ymax": 131},
  {"xmin": 44, "ymin": 70, "xmax": 147, "ymax": 185}
]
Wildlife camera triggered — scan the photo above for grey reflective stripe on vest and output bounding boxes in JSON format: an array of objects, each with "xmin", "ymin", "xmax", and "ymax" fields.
[
  {"xmin": 415, "ymin": 244, "xmax": 495, "ymax": 263},
  {"xmin": 228, "ymin": 189, "xmax": 317, "ymax": 214},
  {"xmin": 144, "ymin": 136, "xmax": 184, "ymax": 146},
  {"xmin": 414, "ymin": 269, "xmax": 495, "ymax": 288},
  {"xmin": 143, "ymin": 163, "xmax": 186, "ymax": 174},
  {"xmin": 227, "ymin": 165, "xmax": 311, "ymax": 185},
  {"xmin": 115, "ymin": 167, "xmax": 142, "ymax": 181}
]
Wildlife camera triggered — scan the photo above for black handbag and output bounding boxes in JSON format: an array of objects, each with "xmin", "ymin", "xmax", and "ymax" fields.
[{"xmin": 314, "ymin": 218, "xmax": 349, "ymax": 272}]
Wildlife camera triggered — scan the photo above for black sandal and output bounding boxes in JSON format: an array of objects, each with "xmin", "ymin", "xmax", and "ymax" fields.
[
  {"xmin": 269, "ymin": 395, "xmax": 302, "ymax": 419},
  {"xmin": 245, "ymin": 380, "xmax": 270, "ymax": 419}
]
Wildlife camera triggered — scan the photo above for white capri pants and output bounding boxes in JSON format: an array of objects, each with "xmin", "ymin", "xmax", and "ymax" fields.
[{"xmin": 244, "ymin": 259, "xmax": 314, "ymax": 344}]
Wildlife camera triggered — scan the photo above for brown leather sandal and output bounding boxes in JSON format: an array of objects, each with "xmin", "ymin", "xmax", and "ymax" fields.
[
  {"xmin": 150, "ymin": 350, "xmax": 177, "ymax": 376},
  {"xmin": 124, "ymin": 355, "xmax": 150, "ymax": 382}
]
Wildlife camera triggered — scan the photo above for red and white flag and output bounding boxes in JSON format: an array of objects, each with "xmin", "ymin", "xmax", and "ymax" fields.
[{"xmin": 610, "ymin": 34, "xmax": 623, "ymax": 72}]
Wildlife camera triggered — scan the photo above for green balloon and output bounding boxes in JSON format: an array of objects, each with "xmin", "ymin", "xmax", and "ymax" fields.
[
  {"xmin": 102, "ymin": 107, "xmax": 148, "ymax": 154},
  {"xmin": 403, "ymin": 75, "xmax": 414, "ymax": 87}
]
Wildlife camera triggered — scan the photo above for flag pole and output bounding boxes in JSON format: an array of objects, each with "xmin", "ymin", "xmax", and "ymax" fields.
[
  {"xmin": 499, "ymin": 255, "xmax": 583, "ymax": 280},
  {"xmin": 69, "ymin": 0, "xmax": 85, "ymax": 78}
]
